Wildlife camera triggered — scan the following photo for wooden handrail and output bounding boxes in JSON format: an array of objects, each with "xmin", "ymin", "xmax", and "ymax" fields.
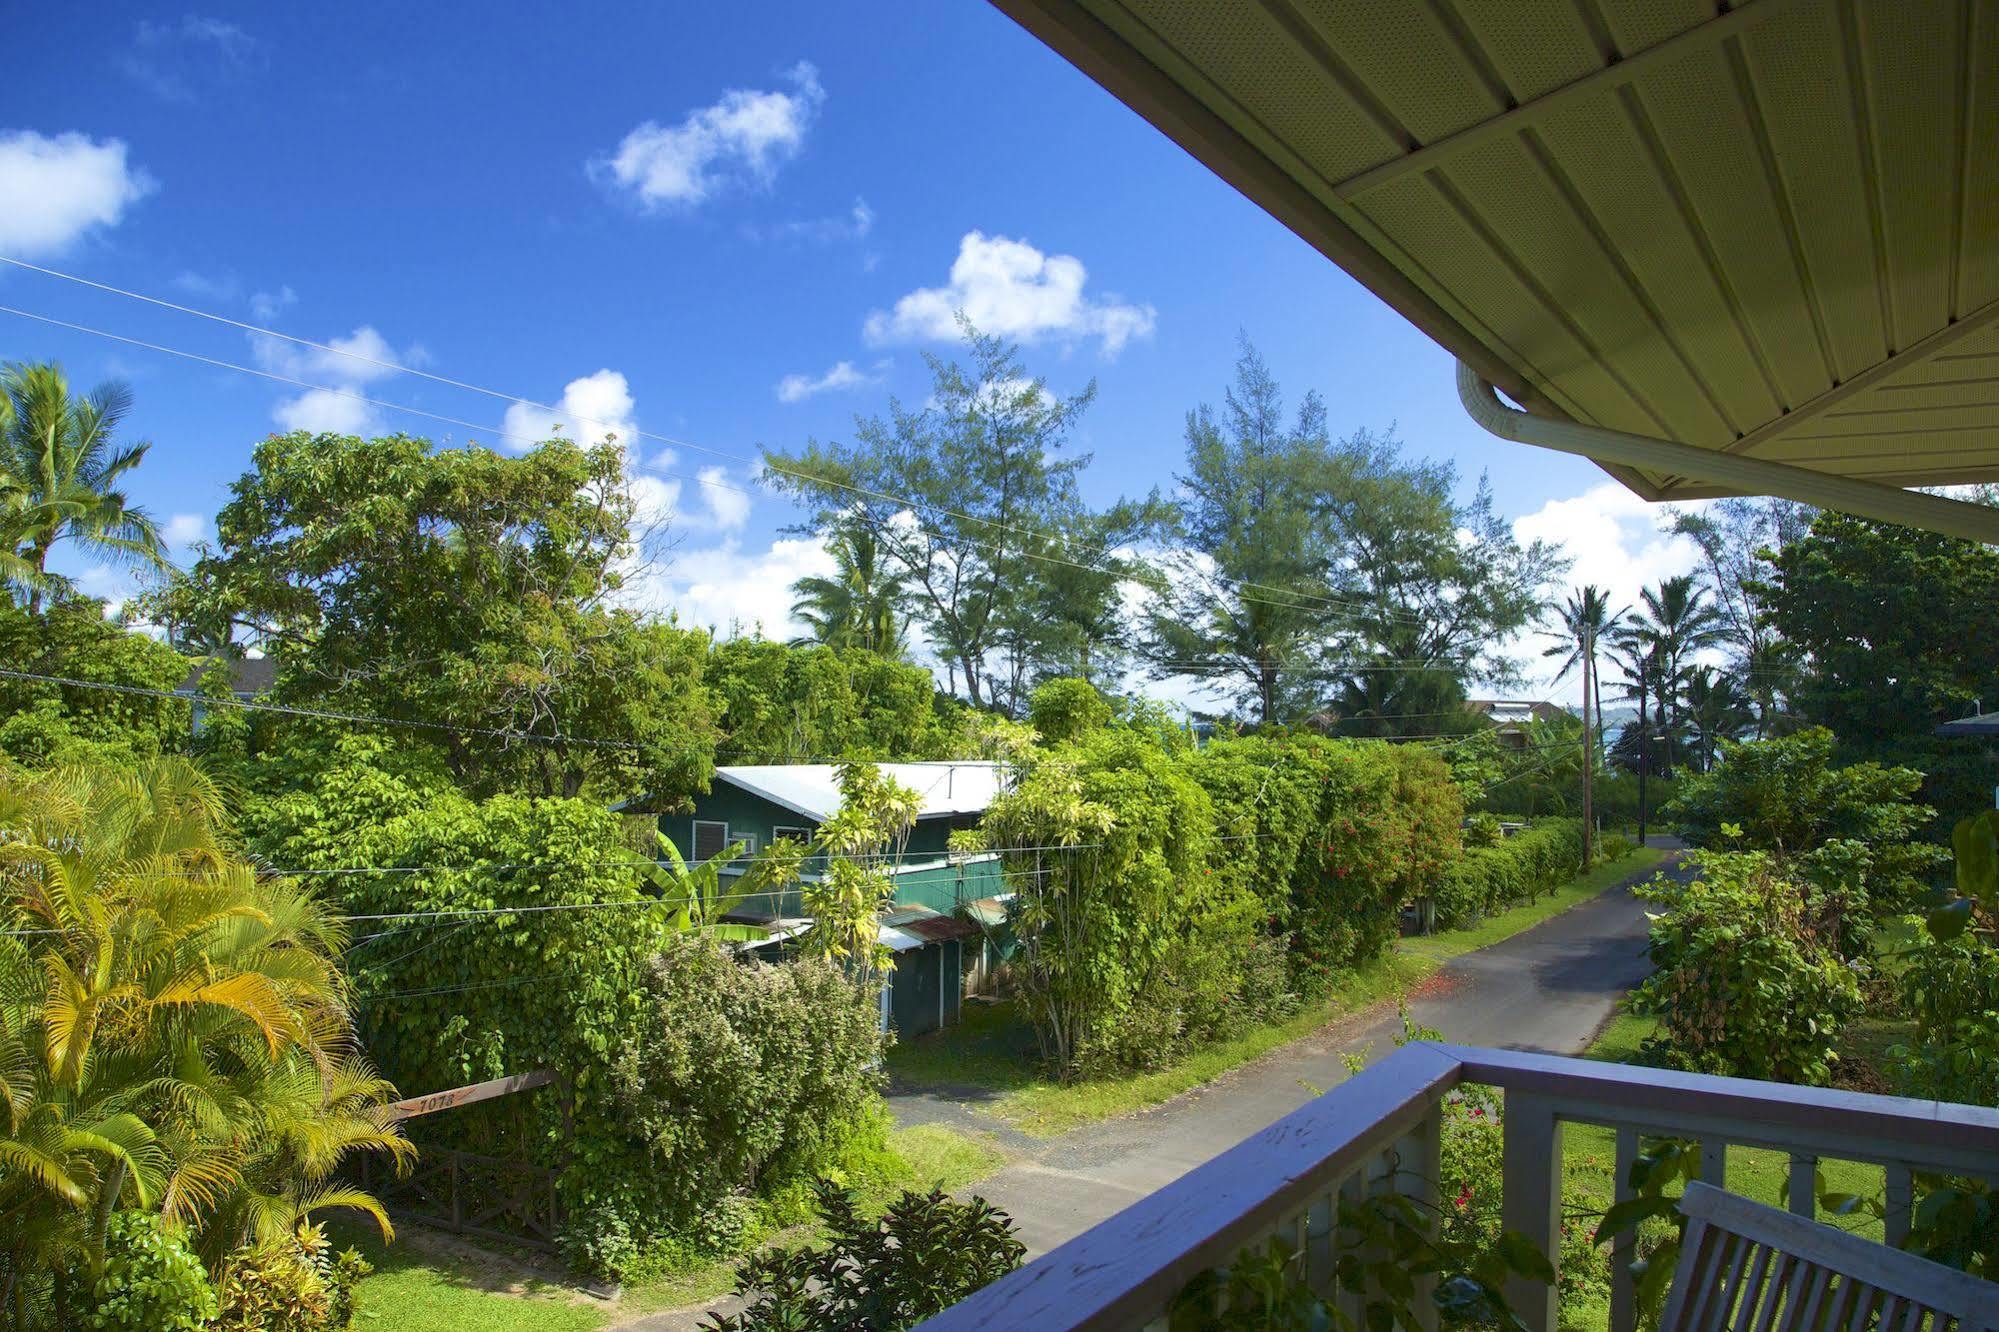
[
  {"xmin": 1439, "ymin": 1044, "xmax": 1999, "ymax": 1172},
  {"xmin": 918, "ymin": 1044, "xmax": 1999, "ymax": 1332},
  {"xmin": 916, "ymin": 1042, "xmax": 1464, "ymax": 1330}
]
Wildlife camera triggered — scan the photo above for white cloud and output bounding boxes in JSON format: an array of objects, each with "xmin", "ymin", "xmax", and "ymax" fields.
[
  {"xmin": 865, "ymin": 231, "xmax": 1156, "ymax": 356},
  {"xmin": 775, "ymin": 359, "xmax": 875, "ymax": 403},
  {"xmin": 252, "ymin": 325, "xmax": 408, "ymax": 434},
  {"xmin": 755, "ymin": 197, "xmax": 874, "ymax": 245},
  {"xmin": 163, "ymin": 513, "xmax": 206, "ymax": 547},
  {"xmin": 696, "ymin": 466, "xmax": 752, "ymax": 530},
  {"xmin": 0, "ymin": 131, "xmax": 156, "ymax": 258},
  {"xmin": 500, "ymin": 368, "xmax": 636, "ymax": 451},
  {"xmin": 1511, "ymin": 481, "xmax": 1710, "ymax": 702},
  {"xmin": 591, "ymin": 61, "xmax": 824, "ymax": 210},
  {"xmin": 250, "ymin": 285, "xmax": 296, "ymax": 320},
  {"xmin": 120, "ymin": 16, "xmax": 260, "ymax": 101},
  {"xmin": 618, "ymin": 534, "xmax": 833, "ymax": 636}
]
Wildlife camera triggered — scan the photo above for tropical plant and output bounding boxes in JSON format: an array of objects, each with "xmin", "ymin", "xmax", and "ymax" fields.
[
  {"xmin": 798, "ymin": 763, "xmax": 922, "ymax": 986},
  {"xmin": 635, "ymin": 831, "xmax": 797, "ymax": 943},
  {"xmin": 1679, "ymin": 665, "xmax": 1752, "ymax": 773},
  {"xmin": 0, "ymin": 362, "xmax": 166, "ymax": 612},
  {"xmin": 0, "ymin": 757, "xmax": 407, "ymax": 1324},
  {"xmin": 704, "ymin": 1180, "xmax": 1025, "ymax": 1332},
  {"xmin": 69, "ymin": 1210, "xmax": 217, "ymax": 1332},
  {"xmin": 1541, "ymin": 584, "xmax": 1626, "ymax": 858},
  {"xmin": 790, "ymin": 523, "xmax": 906, "ymax": 656}
]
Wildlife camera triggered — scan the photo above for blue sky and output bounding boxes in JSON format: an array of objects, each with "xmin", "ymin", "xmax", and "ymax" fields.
[{"xmin": 2, "ymin": 3, "xmax": 1697, "ymax": 700}]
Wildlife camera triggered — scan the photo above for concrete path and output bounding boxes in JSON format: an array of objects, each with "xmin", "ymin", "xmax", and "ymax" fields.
[{"xmin": 616, "ymin": 844, "xmax": 1683, "ymax": 1328}]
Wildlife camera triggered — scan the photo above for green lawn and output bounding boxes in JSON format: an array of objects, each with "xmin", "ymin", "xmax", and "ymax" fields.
[
  {"xmin": 890, "ymin": 847, "xmax": 1668, "ymax": 1136},
  {"xmin": 346, "ymin": 1122, "xmax": 1010, "ymax": 1329}
]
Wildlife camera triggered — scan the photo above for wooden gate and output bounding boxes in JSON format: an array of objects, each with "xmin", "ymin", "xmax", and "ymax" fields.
[
  {"xmin": 359, "ymin": 1069, "xmax": 566, "ymax": 1251},
  {"xmin": 357, "ymin": 1145, "xmax": 563, "ymax": 1250}
]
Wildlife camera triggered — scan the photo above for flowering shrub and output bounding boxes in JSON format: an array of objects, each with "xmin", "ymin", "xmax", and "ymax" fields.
[{"xmin": 1631, "ymin": 851, "xmax": 1863, "ymax": 1085}]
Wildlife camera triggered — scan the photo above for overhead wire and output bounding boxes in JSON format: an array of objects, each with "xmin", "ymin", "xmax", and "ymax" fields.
[{"xmin": 0, "ymin": 261, "xmax": 1438, "ymax": 626}]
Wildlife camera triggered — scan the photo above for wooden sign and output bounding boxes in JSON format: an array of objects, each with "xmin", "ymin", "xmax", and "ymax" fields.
[{"xmin": 387, "ymin": 1068, "xmax": 555, "ymax": 1121}]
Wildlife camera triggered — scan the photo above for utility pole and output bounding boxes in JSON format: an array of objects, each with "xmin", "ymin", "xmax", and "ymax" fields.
[{"xmin": 1580, "ymin": 624, "xmax": 1595, "ymax": 868}]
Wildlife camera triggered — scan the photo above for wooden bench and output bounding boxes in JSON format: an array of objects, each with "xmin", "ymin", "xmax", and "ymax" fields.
[{"xmin": 1663, "ymin": 1182, "xmax": 1999, "ymax": 1330}]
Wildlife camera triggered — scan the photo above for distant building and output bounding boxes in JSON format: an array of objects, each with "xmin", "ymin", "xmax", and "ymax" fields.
[
  {"xmin": 176, "ymin": 655, "xmax": 278, "ymax": 733},
  {"xmin": 1465, "ymin": 699, "xmax": 1567, "ymax": 750},
  {"xmin": 660, "ymin": 761, "xmax": 1011, "ymax": 1038}
]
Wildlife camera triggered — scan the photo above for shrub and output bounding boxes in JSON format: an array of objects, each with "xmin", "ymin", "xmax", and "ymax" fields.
[
  {"xmin": 1431, "ymin": 819, "xmax": 1585, "ymax": 928},
  {"xmin": 1896, "ymin": 933, "xmax": 1999, "ymax": 1106},
  {"xmin": 72, "ymin": 1212, "xmax": 217, "ymax": 1332},
  {"xmin": 1631, "ymin": 851, "xmax": 1863, "ymax": 1085},
  {"xmin": 1666, "ymin": 729, "xmax": 1941, "ymax": 910},
  {"xmin": 214, "ymin": 1232, "xmax": 334, "ymax": 1332},
  {"xmin": 704, "ymin": 1182, "xmax": 1025, "ymax": 1332},
  {"xmin": 1027, "ymin": 676, "xmax": 1113, "ymax": 744},
  {"xmin": 600, "ymin": 939, "xmax": 885, "ymax": 1275}
]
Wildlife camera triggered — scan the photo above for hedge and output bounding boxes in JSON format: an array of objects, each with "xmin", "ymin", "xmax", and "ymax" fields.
[{"xmin": 1432, "ymin": 818, "xmax": 1587, "ymax": 928}]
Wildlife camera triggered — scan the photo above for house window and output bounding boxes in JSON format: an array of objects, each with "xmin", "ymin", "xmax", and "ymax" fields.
[
  {"xmin": 692, "ymin": 820, "xmax": 730, "ymax": 862},
  {"xmin": 772, "ymin": 825, "xmax": 811, "ymax": 845},
  {"xmin": 735, "ymin": 833, "xmax": 758, "ymax": 856}
]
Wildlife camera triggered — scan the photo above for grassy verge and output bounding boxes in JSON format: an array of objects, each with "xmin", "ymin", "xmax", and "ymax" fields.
[
  {"xmin": 891, "ymin": 847, "xmax": 1667, "ymax": 1137},
  {"xmin": 346, "ymin": 1122, "xmax": 1009, "ymax": 1330}
]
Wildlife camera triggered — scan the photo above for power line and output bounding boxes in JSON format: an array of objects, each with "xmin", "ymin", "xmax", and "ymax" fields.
[{"xmin": 0, "ymin": 266, "xmax": 1432, "ymax": 626}]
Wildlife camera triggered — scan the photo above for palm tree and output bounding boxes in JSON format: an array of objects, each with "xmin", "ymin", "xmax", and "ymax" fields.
[
  {"xmin": 790, "ymin": 524, "xmax": 905, "ymax": 656},
  {"xmin": 1608, "ymin": 633, "xmax": 1668, "ymax": 844},
  {"xmin": 1682, "ymin": 665, "xmax": 1752, "ymax": 773},
  {"xmin": 1626, "ymin": 575, "xmax": 1722, "ymax": 778},
  {"xmin": 1540, "ymin": 585, "xmax": 1628, "ymax": 864},
  {"xmin": 0, "ymin": 362, "xmax": 167, "ymax": 613},
  {"xmin": 0, "ymin": 758, "xmax": 409, "ymax": 1310}
]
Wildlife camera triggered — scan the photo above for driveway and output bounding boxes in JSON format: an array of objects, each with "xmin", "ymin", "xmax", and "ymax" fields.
[{"xmin": 617, "ymin": 843, "xmax": 1685, "ymax": 1327}]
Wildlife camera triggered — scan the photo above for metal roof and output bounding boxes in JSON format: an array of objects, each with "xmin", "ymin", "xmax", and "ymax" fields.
[
  {"xmin": 1937, "ymin": 711, "xmax": 1999, "ymax": 737},
  {"xmin": 712, "ymin": 761, "xmax": 1009, "ymax": 824},
  {"xmin": 990, "ymin": 0, "xmax": 1999, "ymax": 539}
]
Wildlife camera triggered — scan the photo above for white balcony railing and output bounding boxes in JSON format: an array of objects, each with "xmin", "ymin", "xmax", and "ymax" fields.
[{"xmin": 915, "ymin": 1043, "xmax": 1999, "ymax": 1331}]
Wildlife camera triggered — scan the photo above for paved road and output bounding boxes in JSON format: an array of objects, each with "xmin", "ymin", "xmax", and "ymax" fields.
[{"xmin": 617, "ymin": 845, "xmax": 1683, "ymax": 1328}]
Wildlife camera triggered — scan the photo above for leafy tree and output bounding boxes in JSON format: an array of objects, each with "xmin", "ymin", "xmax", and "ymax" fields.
[
  {"xmin": 764, "ymin": 325, "xmax": 1152, "ymax": 715},
  {"xmin": 703, "ymin": 638, "xmax": 963, "ymax": 765},
  {"xmin": 1668, "ymin": 497, "xmax": 1813, "ymax": 736},
  {"xmin": 706, "ymin": 1181, "xmax": 1024, "ymax": 1332},
  {"xmin": 0, "ymin": 362, "xmax": 166, "ymax": 612},
  {"xmin": 1026, "ymin": 677, "xmax": 1113, "ymax": 745},
  {"xmin": 790, "ymin": 523, "xmax": 906, "ymax": 656},
  {"xmin": 1143, "ymin": 338, "xmax": 1342, "ymax": 724},
  {"xmin": 1756, "ymin": 510, "xmax": 1999, "ymax": 817},
  {"xmin": 1680, "ymin": 665, "xmax": 1752, "ymax": 774},
  {"xmin": 149, "ymin": 430, "xmax": 720, "ymax": 803},
  {"xmin": 0, "ymin": 597, "xmax": 195, "ymax": 767},
  {"xmin": 0, "ymin": 758, "xmax": 408, "ymax": 1319}
]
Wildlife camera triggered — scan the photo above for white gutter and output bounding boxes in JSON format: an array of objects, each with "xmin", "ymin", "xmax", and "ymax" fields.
[{"xmin": 1455, "ymin": 362, "xmax": 1999, "ymax": 546}]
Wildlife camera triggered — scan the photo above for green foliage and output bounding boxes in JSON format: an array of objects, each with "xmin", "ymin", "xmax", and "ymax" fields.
[
  {"xmin": 151, "ymin": 429, "xmax": 721, "ymax": 803},
  {"xmin": 0, "ymin": 757, "xmax": 406, "ymax": 1312},
  {"xmin": 984, "ymin": 728, "xmax": 1247, "ymax": 1077},
  {"xmin": 1630, "ymin": 852, "xmax": 1863, "ymax": 1085},
  {"xmin": 1668, "ymin": 728, "xmax": 1936, "ymax": 865},
  {"xmin": 1027, "ymin": 676, "xmax": 1113, "ymax": 745},
  {"xmin": 702, "ymin": 1181, "xmax": 1026, "ymax": 1332},
  {"xmin": 765, "ymin": 325, "xmax": 1156, "ymax": 715},
  {"xmin": 704, "ymin": 637, "xmax": 963, "ymax": 764},
  {"xmin": 74, "ymin": 1212, "xmax": 216, "ymax": 1332},
  {"xmin": 1432, "ymin": 819, "xmax": 1585, "ymax": 928},
  {"xmin": 0, "ymin": 597, "xmax": 194, "ymax": 767},
  {"xmin": 602, "ymin": 940, "xmax": 886, "ymax": 1276},
  {"xmin": 214, "ymin": 1230, "xmax": 335, "ymax": 1332},
  {"xmin": 1758, "ymin": 509, "xmax": 1999, "ymax": 817},
  {"xmin": 789, "ymin": 522, "xmax": 906, "ymax": 656},
  {"xmin": 799, "ymin": 763, "xmax": 922, "ymax": 983}
]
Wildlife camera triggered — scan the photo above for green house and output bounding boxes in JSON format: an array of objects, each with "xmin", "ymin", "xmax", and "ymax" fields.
[{"xmin": 658, "ymin": 761, "xmax": 1012, "ymax": 1037}]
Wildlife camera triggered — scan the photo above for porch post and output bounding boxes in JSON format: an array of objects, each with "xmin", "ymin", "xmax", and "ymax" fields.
[{"xmin": 1500, "ymin": 1093, "xmax": 1562, "ymax": 1331}]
